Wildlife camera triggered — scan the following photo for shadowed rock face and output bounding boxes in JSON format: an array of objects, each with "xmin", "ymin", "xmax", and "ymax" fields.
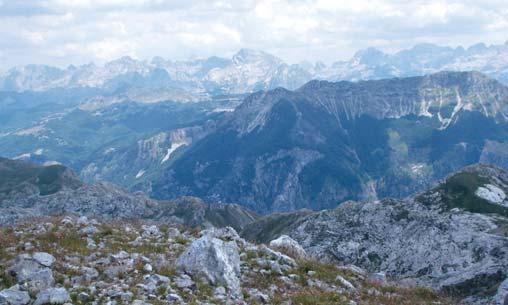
[
  {"xmin": 0, "ymin": 157, "xmax": 83, "ymax": 200},
  {"xmin": 0, "ymin": 158, "xmax": 258, "ymax": 229},
  {"xmin": 153, "ymin": 71, "xmax": 508, "ymax": 213},
  {"xmin": 241, "ymin": 164, "xmax": 508, "ymax": 304}
]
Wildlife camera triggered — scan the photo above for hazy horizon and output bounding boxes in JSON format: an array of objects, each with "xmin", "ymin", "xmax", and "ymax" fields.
[{"xmin": 2, "ymin": 40, "xmax": 508, "ymax": 72}]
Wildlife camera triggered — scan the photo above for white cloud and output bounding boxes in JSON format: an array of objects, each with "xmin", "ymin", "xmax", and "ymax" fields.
[{"xmin": 0, "ymin": 0, "xmax": 507, "ymax": 68}]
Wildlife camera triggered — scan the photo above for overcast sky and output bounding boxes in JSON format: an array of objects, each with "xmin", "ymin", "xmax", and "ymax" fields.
[{"xmin": 0, "ymin": 0, "xmax": 507, "ymax": 69}]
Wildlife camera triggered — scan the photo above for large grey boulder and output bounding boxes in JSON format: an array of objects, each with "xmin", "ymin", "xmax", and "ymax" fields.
[
  {"xmin": 0, "ymin": 286, "xmax": 30, "ymax": 305},
  {"xmin": 34, "ymin": 288, "xmax": 70, "ymax": 305},
  {"xmin": 176, "ymin": 232, "xmax": 241, "ymax": 298},
  {"xmin": 7, "ymin": 254, "xmax": 55, "ymax": 293},
  {"xmin": 269, "ymin": 235, "xmax": 307, "ymax": 259}
]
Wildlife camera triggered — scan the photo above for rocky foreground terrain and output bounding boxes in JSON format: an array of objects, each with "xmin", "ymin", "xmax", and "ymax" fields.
[
  {"xmin": 0, "ymin": 215, "xmax": 456, "ymax": 305},
  {"xmin": 242, "ymin": 164, "xmax": 508, "ymax": 304}
]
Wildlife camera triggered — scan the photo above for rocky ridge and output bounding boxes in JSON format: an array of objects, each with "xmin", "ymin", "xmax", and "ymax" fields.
[
  {"xmin": 241, "ymin": 164, "xmax": 508, "ymax": 304},
  {"xmin": 0, "ymin": 158, "xmax": 258, "ymax": 230}
]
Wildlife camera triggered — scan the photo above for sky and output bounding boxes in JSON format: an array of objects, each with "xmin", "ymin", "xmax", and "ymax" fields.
[{"xmin": 0, "ymin": 0, "xmax": 507, "ymax": 69}]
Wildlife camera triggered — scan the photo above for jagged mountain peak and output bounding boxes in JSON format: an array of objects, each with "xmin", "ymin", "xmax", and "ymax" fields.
[
  {"xmin": 352, "ymin": 47, "xmax": 387, "ymax": 65},
  {"xmin": 232, "ymin": 48, "xmax": 282, "ymax": 65}
]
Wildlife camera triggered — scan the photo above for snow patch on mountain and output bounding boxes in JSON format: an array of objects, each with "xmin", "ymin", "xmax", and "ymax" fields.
[
  {"xmin": 161, "ymin": 142, "xmax": 187, "ymax": 164},
  {"xmin": 135, "ymin": 170, "xmax": 146, "ymax": 179},
  {"xmin": 475, "ymin": 184, "xmax": 507, "ymax": 205},
  {"xmin": 34, "ymin": 148, "xmax": 44, "ymax": 155}
]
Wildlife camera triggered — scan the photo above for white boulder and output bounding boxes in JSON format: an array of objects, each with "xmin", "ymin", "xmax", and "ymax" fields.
[
  {"xmin": 269, "ymin": 235, "xmax": 307, "ymax": 259},
  {"xmin": 176, "ymin": 233, "xmax": 241, "ymax": 299}
]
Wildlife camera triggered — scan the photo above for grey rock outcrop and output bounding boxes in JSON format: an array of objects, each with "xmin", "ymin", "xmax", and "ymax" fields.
[
  {"xmin": 269, "ymin": 235, "xmax": 307, "ymax": 259},
  {"xmin": 176, "ymin": 229, "xmax": 242, "ymax": 299},
  {"xmin": 249, "ymin": 164, "xmax": 508, "ymax": 304}
]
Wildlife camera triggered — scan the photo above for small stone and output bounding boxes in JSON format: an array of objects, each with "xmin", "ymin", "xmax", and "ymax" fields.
[
  {"xmin": 34, "ymin": 288, "xmax": 70, "ymax": 305},
  {"xmin": 143, "ymin": 264, "xmax": 153, "ymax": 273},
  {"xmin": 7, "ymin": 255, "xmax": 55, "ymax": 293},
  {"xmin": 142, "ymin": 225, "xmax": 160, "ymax": 238},
  {"xmin": 77, "ymin": 216, "xmax": 89, "ymax": 226},
  {"xmin": 23, "ymin": 243, "xmax": 34, "ymax": 251},
  {"xmin": 166, "ymin": 293, "xmax": 183, "ymax": 303},
  {"xmin": 368, "ymin": 272, "xmax": 387, "ymax": 285},
  {"xmin": 174, "ymin": 274, "xmax": 195, "ymax": 289},
  {"xmin": 166, "ymin": 228, "xmax": 181, "ymax": 239},
  {"xmin": 269, "ymin": 235, "xmax": 307, "ymax": 259},
  {"xmin": 145, "ymin": 274, "xmax": 170, "ymax": 286},
  {"xmin": 111, "ymin": 251, "xmax": 130, "ymax": 262},
  {"xmin": 86, "ymin": 238, "xmax": 97, "ymax": 249},
  {"xmin": 0, "ymin": 287, "xmax": 30, "ymax": 305},
  {"xmin": 80, "ymin": 225, "xmax": 98, "ymax": 235},
  {"xmin": 32, "ymin": 252, "xmax": 56, "ymax": 268},
  {"xmin": 120, "ymin": 292, "xmax": 133, "ymax": 302},
  {"xmin": 214, "ymin": 286, "xmax": 226, "ymax": 297},
  {"xmin": 77, "ymin": 292, "xmax": 90, "ymax": 302},
  {"xmin": 336, "ymin": 275, "xmax": 356, "ymax": 292},
  {"xmin": 247, "ymin": 288, "xmax": 270, "ymax": 304}
]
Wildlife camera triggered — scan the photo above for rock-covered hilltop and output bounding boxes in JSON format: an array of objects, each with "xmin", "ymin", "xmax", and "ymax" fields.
[
  {"xmin": 0, "ymin": 158, "xmax": 258, "ymax": 230},
  {"xmin": 155, "ymin": 71, "xmax": 508, "ymax": 213},
  {"xmin": 0, "ymin": 216, "xmax": 455, "ymax": 305},
  {"xmin": 242, "ymin": 164, "xmax": 508, "ymax": 304}
]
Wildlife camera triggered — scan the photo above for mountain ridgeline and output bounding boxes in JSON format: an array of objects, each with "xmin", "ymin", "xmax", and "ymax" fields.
[
  {"xmin": 0, "ymin": 158, "xmax": 259, "ymax": 230},
  {"xmin": 152, "ymin": 71, "xmax": 508, "ymax": 212},
  {"xmin": 2, "ymin": 42, "xmax": 508, "ymax": 97}
]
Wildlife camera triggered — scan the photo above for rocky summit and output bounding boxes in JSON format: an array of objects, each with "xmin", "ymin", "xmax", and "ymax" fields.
[{"xmin": 0, "ymin": 215, "xmax": 456, "ymax": 305}]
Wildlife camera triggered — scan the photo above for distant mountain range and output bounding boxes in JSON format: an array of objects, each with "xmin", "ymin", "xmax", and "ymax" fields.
[{"xmin": 2, "ymin": 42, "xmax": 508, "ymax": 98}]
